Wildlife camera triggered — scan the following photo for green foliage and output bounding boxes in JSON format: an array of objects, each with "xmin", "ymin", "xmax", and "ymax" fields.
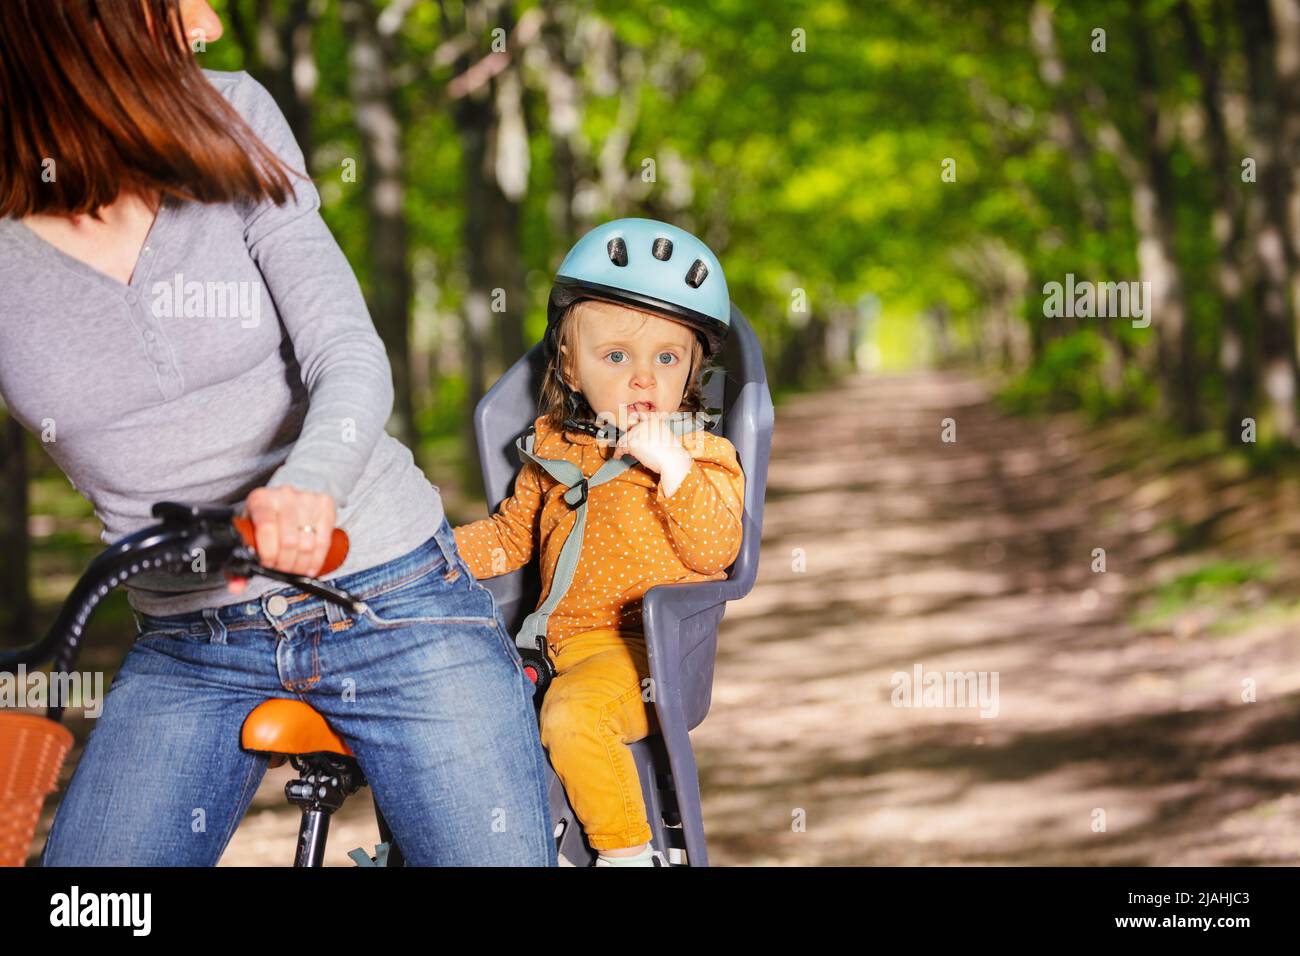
[
  {"xmin": 1129, "ymin": 559, "xmax": 1282, "ymax": 634},
  {"xmin": 188, "ymin": 0, "xmax": 1293, "ymax": 445},
  {"xmin": 1156, "ymin": 560, "xmax": 1276, "ymax": 602},
  {"xmin": 995, "ymin": 330, "xmax": 1150, "ymax": 419}
]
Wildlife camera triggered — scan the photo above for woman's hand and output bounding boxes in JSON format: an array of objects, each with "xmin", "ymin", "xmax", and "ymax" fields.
[
  {"xmin": 616, "ymin": 412, "xmax": 692, "ymax": 490},
  {"xmin": 226, "ymin": 485, "xmax": 338, "ymax": 594}
]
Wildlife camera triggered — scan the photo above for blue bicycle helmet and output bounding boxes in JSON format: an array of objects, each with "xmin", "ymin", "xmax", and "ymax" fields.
[
  {"xmin": 546, "ymin": 218, "xmax": 731, "ymax": 355},
  {"xmin": 544, "ymin": 218, "xmax": 730, "ymax": 436}
]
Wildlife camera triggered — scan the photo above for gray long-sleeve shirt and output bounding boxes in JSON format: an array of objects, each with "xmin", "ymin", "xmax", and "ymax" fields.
[{"xmin": 0, "ymin": 69, "xmax": 444, "ymax": 615}]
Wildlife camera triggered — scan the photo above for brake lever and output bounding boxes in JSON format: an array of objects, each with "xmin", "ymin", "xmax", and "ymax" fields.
[
  {"xmin": 225, "ymin": 519, "xmax": 367, "ymax": 614},
  {"xmin": 231, "ymin": 558, "xmax": 369, "ymax": 615}
]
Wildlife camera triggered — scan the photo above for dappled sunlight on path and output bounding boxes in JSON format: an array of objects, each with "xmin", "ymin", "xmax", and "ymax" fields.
[{"xmin": 697, "ymin": 370, "xmax": 1300, "ymax": 865}]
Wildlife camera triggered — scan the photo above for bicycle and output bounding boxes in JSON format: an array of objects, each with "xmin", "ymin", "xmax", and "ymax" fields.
[{"xmin": 0, "ymin": 500, "xmax": 407, "ymax": 867}]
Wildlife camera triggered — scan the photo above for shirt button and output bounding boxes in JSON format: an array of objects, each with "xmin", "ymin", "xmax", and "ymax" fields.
[
  {"xmin": 125, "ymin": 291, "xmax": 138, "ymax": 304},
  {"xmin": 144, "ymin": 330, "xmax": 156, "ymax": 342},
  {"xmin": 267, "ymin": 594, "xmax": 289, "ymax": 616}
]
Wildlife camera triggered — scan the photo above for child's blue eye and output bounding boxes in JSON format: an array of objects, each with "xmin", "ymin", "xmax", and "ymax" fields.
[
  {"xmin": 657, "ymin": 352, "xmax": 679, "ymax": 365},
  {"xmin": 606, "ymin": 350, "xmax": 627, "ymax": 364}
]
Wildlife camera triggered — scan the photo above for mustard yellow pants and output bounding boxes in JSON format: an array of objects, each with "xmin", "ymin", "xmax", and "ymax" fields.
[{"xmin": 538, "ymin": 628, "xmax": 658, "ymax": 851}]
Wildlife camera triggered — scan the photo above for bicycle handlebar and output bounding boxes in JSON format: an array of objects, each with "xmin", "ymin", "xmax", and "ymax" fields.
[{"xmin": 0, "ymin": 501, "xmax": 361, "ymax": 721}]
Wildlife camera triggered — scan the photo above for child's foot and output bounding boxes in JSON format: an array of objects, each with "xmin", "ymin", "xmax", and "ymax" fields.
[{"xmin": 593, "ymin": 843, "xmax": 668, "ymax": 866}]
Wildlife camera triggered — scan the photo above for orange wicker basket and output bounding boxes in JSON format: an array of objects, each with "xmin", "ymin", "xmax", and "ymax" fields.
[{"xmin": 0, "ymin": 711, "xmax": 74, "ymax": 867}]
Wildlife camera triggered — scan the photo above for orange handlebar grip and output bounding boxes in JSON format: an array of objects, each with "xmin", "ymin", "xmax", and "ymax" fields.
[{"xmin": 232, "ymin": 517, "xmax": 350, "ymax": 576}]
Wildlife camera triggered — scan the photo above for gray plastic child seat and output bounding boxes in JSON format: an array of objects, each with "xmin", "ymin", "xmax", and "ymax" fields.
[{"xmin": 472, "ymin": 302, "xmax": 773, "ymax": 866}]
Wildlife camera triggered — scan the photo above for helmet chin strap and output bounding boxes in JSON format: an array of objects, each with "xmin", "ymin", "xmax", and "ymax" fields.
[
  {"xmin": 561, "ymin": 392, "xmax": 719, "ymax": 446},
  {"xmin": 559, "ymin": 374, "xmax": 607, "ymax": 439}
]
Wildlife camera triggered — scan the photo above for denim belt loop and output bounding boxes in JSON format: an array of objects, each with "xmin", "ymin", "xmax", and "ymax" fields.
[
  {"xmin": 200, "ymin": 606, "xmax": 224, "ymax": 645},
  {"xmin": 324, "ymin": 594, "xmax": 349, "ymax": 627},
  {"xmin": 432, "ymin": 518, "xmax": 463, "ymax": 581}
]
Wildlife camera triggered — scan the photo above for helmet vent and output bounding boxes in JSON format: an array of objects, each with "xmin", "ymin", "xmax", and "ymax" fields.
[
  {"xmin": 607, "ymin": 238, "xmax": 629, "ymax": 266},
  {"xmin": 684, "ymin": 259, "xmax": 709, "ymax": 288},
  {"xmin": 652, "ymin": 238, "xmax": 674, "ymax": 261}
]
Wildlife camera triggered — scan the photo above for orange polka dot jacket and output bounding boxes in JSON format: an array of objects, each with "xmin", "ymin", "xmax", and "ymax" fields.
[{"xmin": 452, "ymin": 415, "xmax": 746, "ymax": 643}]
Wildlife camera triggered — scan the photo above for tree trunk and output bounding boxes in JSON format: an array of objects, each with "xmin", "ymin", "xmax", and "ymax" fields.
[
  {"xmin": 540, "ymin": 5, "xmax": 590, "ymax": 244},
  {"xmin": 487, "ymin": 61, "xmax": 530, "ymax": 370},
  {"xmin": 227, "ymin": 0, "xmax": 317, "ymax": 164},
  {"xmin": 1077, "ymin": 15, "xmax": 1193, "ymax": 427},
  {"xmin": 1179, "ymin": 0, "xmax": 1253, "ymax": 443},
  {"xmin": 1131, "ymin": 2, "xmax": 1198, "ymax": 432},
  {"xmin": 1030, "ymin": 0, "xmax": 1134, "ymax": 400},
  {"xmin": 1028, "ymin": 1, "xmax": 1109, "ymax": 234},
  {"xmin": 1269, "ymin": 0, "xmax": 1300, "ymax": 355},
  {"xmin": 0, "ymin": 415, "xmax": 31, "ymax": 646},
  {"xmin": 340, "ymin": 0, "xmax": 416, "ymax": 448},
  {"xmin": 445, "ymin": 0, "xmax": 530, "ymax": 497},
  {"xmin": 1242, "ymin": 0, "xmax": 1300, "ymax": 444}
]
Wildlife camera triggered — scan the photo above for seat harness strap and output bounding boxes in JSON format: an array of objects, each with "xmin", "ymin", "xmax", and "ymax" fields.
[{"xmin": 511, "ymin": 413, "xmax": 714, "ymax": 654}]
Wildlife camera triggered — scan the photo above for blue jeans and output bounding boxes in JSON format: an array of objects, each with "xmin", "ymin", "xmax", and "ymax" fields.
[{"xmin": 40, "ymin": 515, "xmax": 556, "ymax": 866}]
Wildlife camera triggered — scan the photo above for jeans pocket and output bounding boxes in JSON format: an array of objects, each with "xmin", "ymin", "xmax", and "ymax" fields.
[
  {"xmin": 358, "ymin": 577, "xmax": 499, "ymax": 630},
  {"xmin": 354, "ymin": 541, "xmax": 504, "ymax": 629},
  {"xmin": 358, "ymin": 604, "xmax": 499, "ymax": 630}
]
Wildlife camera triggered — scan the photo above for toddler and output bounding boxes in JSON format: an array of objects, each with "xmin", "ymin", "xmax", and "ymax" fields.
[{"xmin": 453, "ymin": 219, "xmax": 745, "ymax": 866}]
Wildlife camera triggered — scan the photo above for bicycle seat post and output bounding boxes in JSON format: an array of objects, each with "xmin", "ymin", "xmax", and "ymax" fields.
[{"xmin": 285, "ymin": 752, "xmax": 363, "ymax": 867}]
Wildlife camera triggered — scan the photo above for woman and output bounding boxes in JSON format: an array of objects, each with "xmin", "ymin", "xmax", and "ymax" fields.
[{"xmin": 0, "ymin": 0, "xmax": 555, "ymax": 866}]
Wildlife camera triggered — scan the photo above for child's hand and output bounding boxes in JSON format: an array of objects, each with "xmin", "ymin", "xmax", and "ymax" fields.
[{"xmin": 616, "ymin": 412, "xmax": 692, "ymax": 480}]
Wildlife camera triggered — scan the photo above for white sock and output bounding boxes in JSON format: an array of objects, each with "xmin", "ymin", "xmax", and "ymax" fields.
[{"xmin": 596, "ymin": 844, "xmax": 656, "ymax": 866}]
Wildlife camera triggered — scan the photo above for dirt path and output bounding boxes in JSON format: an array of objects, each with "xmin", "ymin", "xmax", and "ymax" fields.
[{"xmin": 696, "ymin": 370, "xmax": 1300, "ymax": 865}]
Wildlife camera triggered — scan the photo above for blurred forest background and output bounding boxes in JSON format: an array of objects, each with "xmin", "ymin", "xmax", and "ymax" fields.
[
  {"xmin": 4, "ymin": 0, "xmax": 1300, "ymax": 672},
  {"xmin": 9, "ymin": 0, "xmax": 1300, "ymax": 865}
]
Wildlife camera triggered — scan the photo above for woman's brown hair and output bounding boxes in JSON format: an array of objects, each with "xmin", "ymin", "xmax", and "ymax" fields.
[
  {"xmin": 538, "ymin": 298, "xmax": 716, "ymax": 433},
  {"xmin": 0, "ymin": 0, "xmax": 300, "ymax": 218}
]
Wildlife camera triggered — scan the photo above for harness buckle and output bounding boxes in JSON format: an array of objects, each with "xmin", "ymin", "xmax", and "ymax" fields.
[{"xmin": 566, "ymin": 477, "xmax": 589, "ymax": 509}]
